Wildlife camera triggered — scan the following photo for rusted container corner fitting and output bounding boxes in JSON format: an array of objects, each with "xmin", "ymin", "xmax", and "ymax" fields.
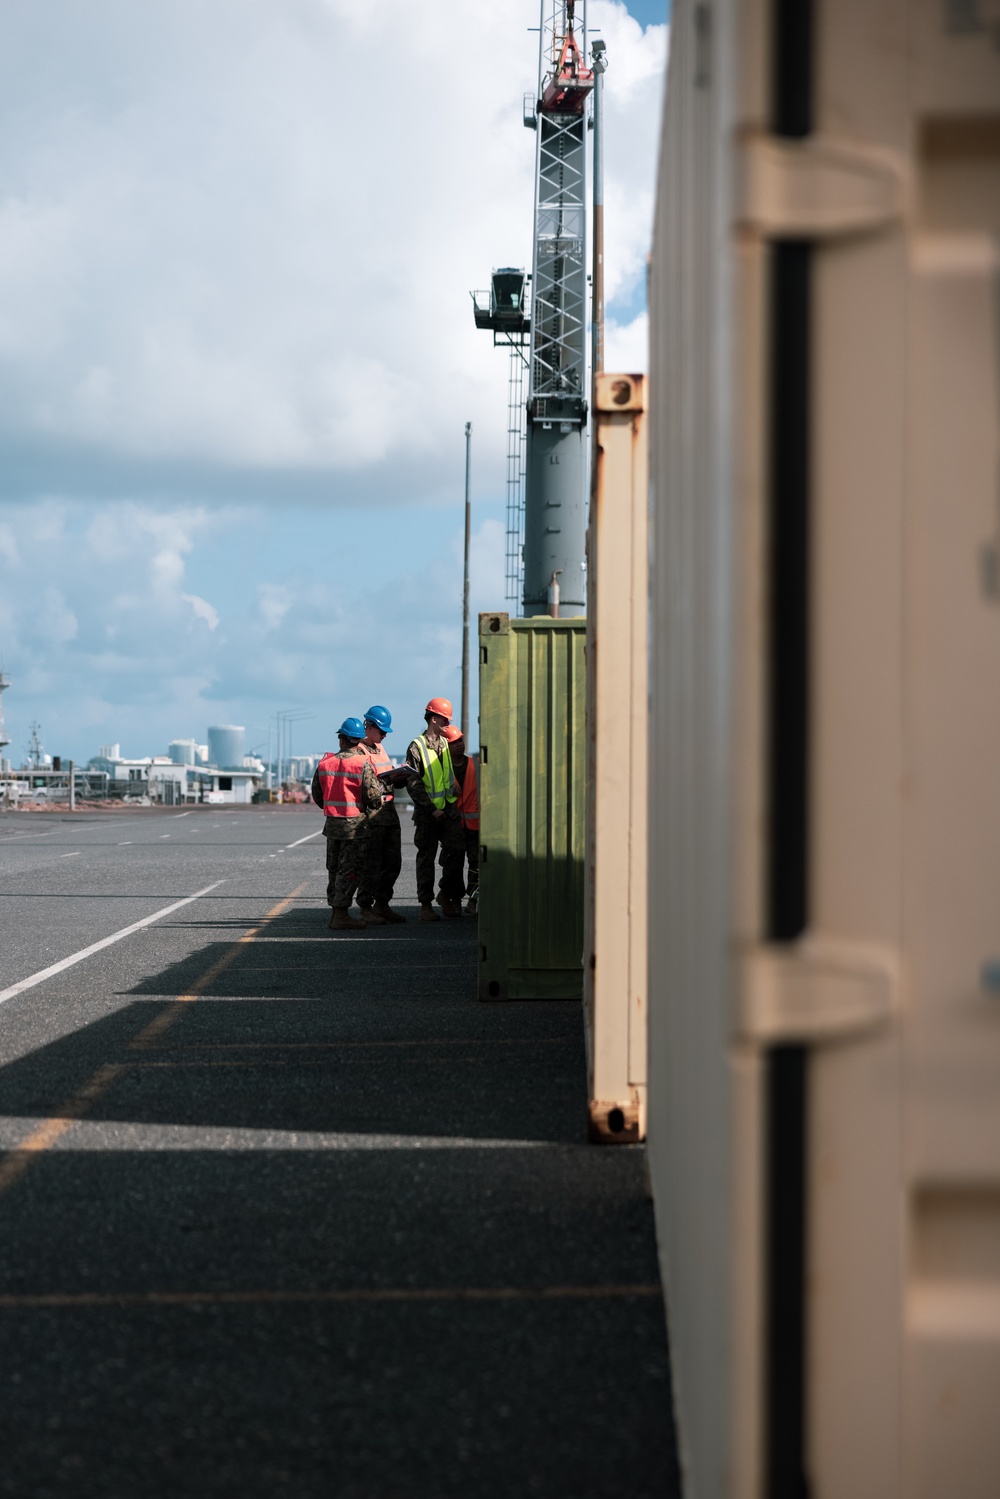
[
  {"xmin": 584, "ymin": 373, "xmax": 648, "ymax": 1144},
  {"xmin": 477, "ymin": 613, "xmax": 586, "ymax": 1002}
]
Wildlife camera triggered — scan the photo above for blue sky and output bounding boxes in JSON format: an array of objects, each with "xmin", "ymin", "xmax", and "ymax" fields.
[
  {"xmin": 0, "ymin": 1, "xmax": 668, "ymax": 765},
  {"xmin": 619, "ymin": 0, "xmax": 671, "ymax": 25}
]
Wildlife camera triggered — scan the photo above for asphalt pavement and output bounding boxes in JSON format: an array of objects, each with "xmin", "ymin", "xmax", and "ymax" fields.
[{"xmin": 0, "ymin": 805, "xmax": 679, "ymax": 1498}]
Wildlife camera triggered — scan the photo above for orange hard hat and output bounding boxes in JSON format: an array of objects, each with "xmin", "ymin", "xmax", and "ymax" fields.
[
  {"xmin": 441, "ymin": 725, "xmax": 464, "ymax": 743},
  {"xmin": 425, "ymin": 697, "xmax": 453, "ymax": 720}
]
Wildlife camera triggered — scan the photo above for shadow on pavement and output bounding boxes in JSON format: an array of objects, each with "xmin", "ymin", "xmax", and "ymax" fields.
[{"xmin": 0, "ymin": 900, "xmax": 681, "ymax": 1497}]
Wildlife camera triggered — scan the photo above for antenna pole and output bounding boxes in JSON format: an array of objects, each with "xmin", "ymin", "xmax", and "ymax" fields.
[
  {"xmin": 591, "ymin": 37, "xmax": 607, "ymax": 387},
  {"xmin": 461, "ymin": 421, "xmax": 472, "ymax": 743}
]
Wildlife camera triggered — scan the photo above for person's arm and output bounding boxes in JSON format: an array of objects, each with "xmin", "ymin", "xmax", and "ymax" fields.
[
  {"xmin": 405, "ymin": 739, "xmax": 436, "ymax": 814},
  {"xmin": 311, "ymin": 767, "xmax": 323, "ymax": 809},
  {"xmin": 360, "ymin": 759, "xmax": 383, "ymax": 814}
]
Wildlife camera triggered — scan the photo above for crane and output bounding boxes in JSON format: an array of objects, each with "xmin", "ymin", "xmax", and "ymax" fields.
[{"xmin": 473, "ymin": 0, "xmax": 594, "ymax": 617}]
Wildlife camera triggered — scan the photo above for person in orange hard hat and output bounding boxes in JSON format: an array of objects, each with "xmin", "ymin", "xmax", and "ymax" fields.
[
  {"xmin": 441, "ymin": 725, "xmax": 479, "ymax": 915},
  {"xmin": 405, "ymin": 697, "xmax": 465, "ymax": 921}
]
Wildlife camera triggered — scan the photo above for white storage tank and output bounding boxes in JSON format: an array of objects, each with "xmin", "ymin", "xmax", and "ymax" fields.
[
  {"xmin": 207, "ymin": 725, "xmax": 245, "ymax": 770},
  {"xmin": 168, "ymin": 738, "xmax": 197, "ymax": 766},
  {"xmin": 647, "ymin": 3, "xmax": 1000, "ymax": 1497}
]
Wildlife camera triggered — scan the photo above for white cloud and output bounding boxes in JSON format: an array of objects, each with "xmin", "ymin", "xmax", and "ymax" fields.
[
  {"xmin": 181, "ymin": 593, "xmax": 220, "ymax": 630},
  {"xmin": 591, "ymin": 1, "xmax": 668, "ymax": 318},
  {"xmin": 605, "ymin": 311, "xmax": 649, "ymax": 374},
  {"xmin": 39, "ymin": 587, "xmax": 78, "ymax": 644},
  {"xmin": 0, "ymin": 524, "xmax": 20, "ymax": 566},
  {"xmin": 470, "ymin": 519, "xmax": 506, "ymax": 605},
  {"xmin": 258, "ymin": 583, "xmax": 293, "ymax": 631},
  {"xmin": 0, "ymin": 2, "xmax": 665, "ymax": 486},
  {"xmin": 0, "ymin": 5, "xmax": 668, "ymax": 761}
]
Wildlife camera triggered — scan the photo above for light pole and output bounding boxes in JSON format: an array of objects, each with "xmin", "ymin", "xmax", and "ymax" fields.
[
  {"xmin": 461, "ymin": 421, "xmax": 472, "ymax": 743},
  {"xmin": 276, "ymin": 709, "xmax": 314, "ymax": 790}
]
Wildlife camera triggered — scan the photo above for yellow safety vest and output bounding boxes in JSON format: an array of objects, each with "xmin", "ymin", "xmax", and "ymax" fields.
[{"xmin": 412, "ymin": 734, "xmax": 457, "ymax": 810}]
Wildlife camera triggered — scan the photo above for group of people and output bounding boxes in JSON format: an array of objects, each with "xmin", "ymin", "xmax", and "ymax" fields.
[{"xmin": 310, "ymin": 696, "xmax": 479, "ymax": 931}]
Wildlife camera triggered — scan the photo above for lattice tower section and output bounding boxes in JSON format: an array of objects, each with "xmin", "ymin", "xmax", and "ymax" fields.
[{"xmin": 529, "ymin": 0, "xmax": 588, "ymax": 419}]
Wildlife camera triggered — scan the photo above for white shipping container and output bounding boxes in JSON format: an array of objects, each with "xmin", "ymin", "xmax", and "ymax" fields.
[
  {"xmin": 647, "ymin": 3, "xmax": 1000, "ymax": 1497},
  {"xmin": 584, "ymin": 372, "xmax": 649, "ymax": 1141}
]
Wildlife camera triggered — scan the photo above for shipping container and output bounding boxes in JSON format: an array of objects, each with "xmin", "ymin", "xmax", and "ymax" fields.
[
  {"xmin": 583, "ymin": 373, "xmax": 649, "ymax": 1141},
  {"xmin": 477, "ymin": 614, "xmax": 586, "ymax": 1001},
  {"xmin": 647, "ymin": 3, "xmax": 1000, "ymax": 1497}
]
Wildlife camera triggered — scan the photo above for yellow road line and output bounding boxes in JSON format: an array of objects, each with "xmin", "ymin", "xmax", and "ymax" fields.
[
  {"xmin": 0, "ymin": 1284, "xmax": 662, "ymax": 1310},
  {"xmin": 0, "ymin": 1064, "xmax": 130, "ymax": 1195},
  {"xmin": 129, "ymin": 882, "xmax": 310, "ymax": 1051},
  {"xmin": 0, "ymin": 882, "xmax": 310, "ymax": 1199}
]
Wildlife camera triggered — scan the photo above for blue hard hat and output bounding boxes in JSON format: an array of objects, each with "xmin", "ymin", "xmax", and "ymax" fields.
[
  {"xmin": 337, "ymin": 716, "xmax": 366, "ymax": 740},
  {"xmin": 363, "ymin": 704, "xmax": 392, "ymax": 734}
]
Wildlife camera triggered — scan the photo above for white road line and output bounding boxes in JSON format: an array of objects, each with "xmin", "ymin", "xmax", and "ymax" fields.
[
  {"xmin": 171, "ymin": 812, "xmax": 192, "ymax": 819},
  {"xmin": 59, "ymin": 853, "xmax": 80, "ymax": 859},
  {"xmin": 1, "ymin": 831, "xmax": 59, "ymax": 842},
  {"xmin": 284, "ymin": 830, "xmax": 321, "ymax": 850},
  {"xmin": 118, "ymin": 842, "xmax": 132, "ymax": 846},
  {"xmin": 0, "ymin": 881, "xmax": 226, "ymax": 1007},
  {"xmin": 160, "ymin": 835, "xmax": 170, "ymax": 839}
]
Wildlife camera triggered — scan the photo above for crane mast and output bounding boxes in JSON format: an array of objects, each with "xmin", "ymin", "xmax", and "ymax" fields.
[
  {"xmin": 523, "ymin": 0, "xmax": 593, "ymax": 616},
  {"xmin": 471, "ymin": 1, "xmax": 594, "ymax": 616}
]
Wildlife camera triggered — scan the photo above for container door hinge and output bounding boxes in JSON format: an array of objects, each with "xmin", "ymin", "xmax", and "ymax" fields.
[
  {"xmin": 735, "ymin": 130, "xmax": 907, "ymax": 240},
  {"xmin": 736, "ymin": 937, "xmax": 899, "ymax": 1043}
]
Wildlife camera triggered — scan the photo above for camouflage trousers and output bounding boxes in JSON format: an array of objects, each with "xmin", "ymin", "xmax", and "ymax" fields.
[
  {"xmin": 413, "ymin": 804, "xmax": 466, "ymax": 906},
  {"xmin": 324, "ymin": 824, "xmax": 368, "ymax": 908},
  {"xmin": 356, "ymin": 802, "xmax": 402, "ymax": 908},
  {"xmin": 463, "ymin": 829, "xmax": 479, "ymax": 898}
]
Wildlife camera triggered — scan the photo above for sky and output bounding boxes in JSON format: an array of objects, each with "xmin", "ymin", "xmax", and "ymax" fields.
[{"xmin": 0, "ymin": 1, "xmax": 668, "ymax": 766}]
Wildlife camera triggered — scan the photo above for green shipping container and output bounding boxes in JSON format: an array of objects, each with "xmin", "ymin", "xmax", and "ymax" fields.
[{"xmin": 477, "ymin": 613, "xmax": 586, "ymax": 1001}]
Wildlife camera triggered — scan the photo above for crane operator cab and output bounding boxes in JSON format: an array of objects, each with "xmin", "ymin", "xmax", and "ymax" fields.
[
  {"xmin": 471, "ymin": 268, "xmax": 529, "ymax": 338},
  {"xmin": 490, "ymin": 269, "xmax": 526, "ymax": 324}
]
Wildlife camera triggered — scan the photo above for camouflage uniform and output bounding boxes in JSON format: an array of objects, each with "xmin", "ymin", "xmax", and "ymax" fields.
[
  {"xmin": 406, "ymin": 732, "xmax": 466, "ymax": 906},
  {"xmin": 311, "ymin": 752, "xmax": 382, "ymax": 908},
  {"xmin": 356, "ymin": 744, "xmax": 402, "ymax": 908}
]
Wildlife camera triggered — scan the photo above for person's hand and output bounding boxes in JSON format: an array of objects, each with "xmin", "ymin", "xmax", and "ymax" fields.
[{"xmin": 432, "ymin": 808, "xmax": 444, "ymax": 819}]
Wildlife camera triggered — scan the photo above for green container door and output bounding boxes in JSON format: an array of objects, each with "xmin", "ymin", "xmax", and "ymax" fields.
[{"xmin": 477, "ymin": 614, "xmax": 586, "ymax": 1001}]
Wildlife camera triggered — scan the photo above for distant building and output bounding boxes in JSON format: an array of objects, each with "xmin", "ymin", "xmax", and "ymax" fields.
[
  {"xmin": 288, "ymin": 755, "xmax": 320, "ymax": 781},
  {"xmin": 168, "ymin": 738, "xmax": 198, "ymax": 765},
  {"xmin": 88, "ymin": 752, "xmax": 152, "ymax": 798},
  {"xmin": 208, "ymin": 725, "xmax": 245, "ymax": 769},
  {"xmin": 98, "ymin": 743, "xmax": 120, "ymax": 760}
]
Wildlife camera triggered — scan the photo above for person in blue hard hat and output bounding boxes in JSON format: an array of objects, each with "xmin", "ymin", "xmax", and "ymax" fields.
[
  {"xmin": 355, "ymin": 705, "xmax": 407, "ymax": 925},
  {"xmin": 311, "ymin": 717, "xmax": 382, "ymax": 931}
]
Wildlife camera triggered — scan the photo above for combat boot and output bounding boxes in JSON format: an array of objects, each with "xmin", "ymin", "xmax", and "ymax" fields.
[
  {"xmin": 360, "ymin": 908, "xmax": 387, "ymax": 926},
  {"xmin": 329, "ymin": 908, "xmax": 365, "ymax": 931},
  {"xmin": 438, "ymin": 896, "xmax": 462, "ymax": 919},
  {"xmin": 374, "ymin": 902, "xmax": 406, "ymax": 924},
  {"xmin": 419, "ymin": 903, "xmax": 440, "ymax": 923}
]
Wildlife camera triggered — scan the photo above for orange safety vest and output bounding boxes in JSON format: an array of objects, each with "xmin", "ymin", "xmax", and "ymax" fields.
[
  {"xmin": 365, "ymin": 741, "xmax": 394, "ymax": 803},
  {"xmin": 456, "ymin": 757, "xmax": 479, "ymax": 831},
  {"xmin": 317, "ymin": 750, "xmax": 365, "ymax": 819}
]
